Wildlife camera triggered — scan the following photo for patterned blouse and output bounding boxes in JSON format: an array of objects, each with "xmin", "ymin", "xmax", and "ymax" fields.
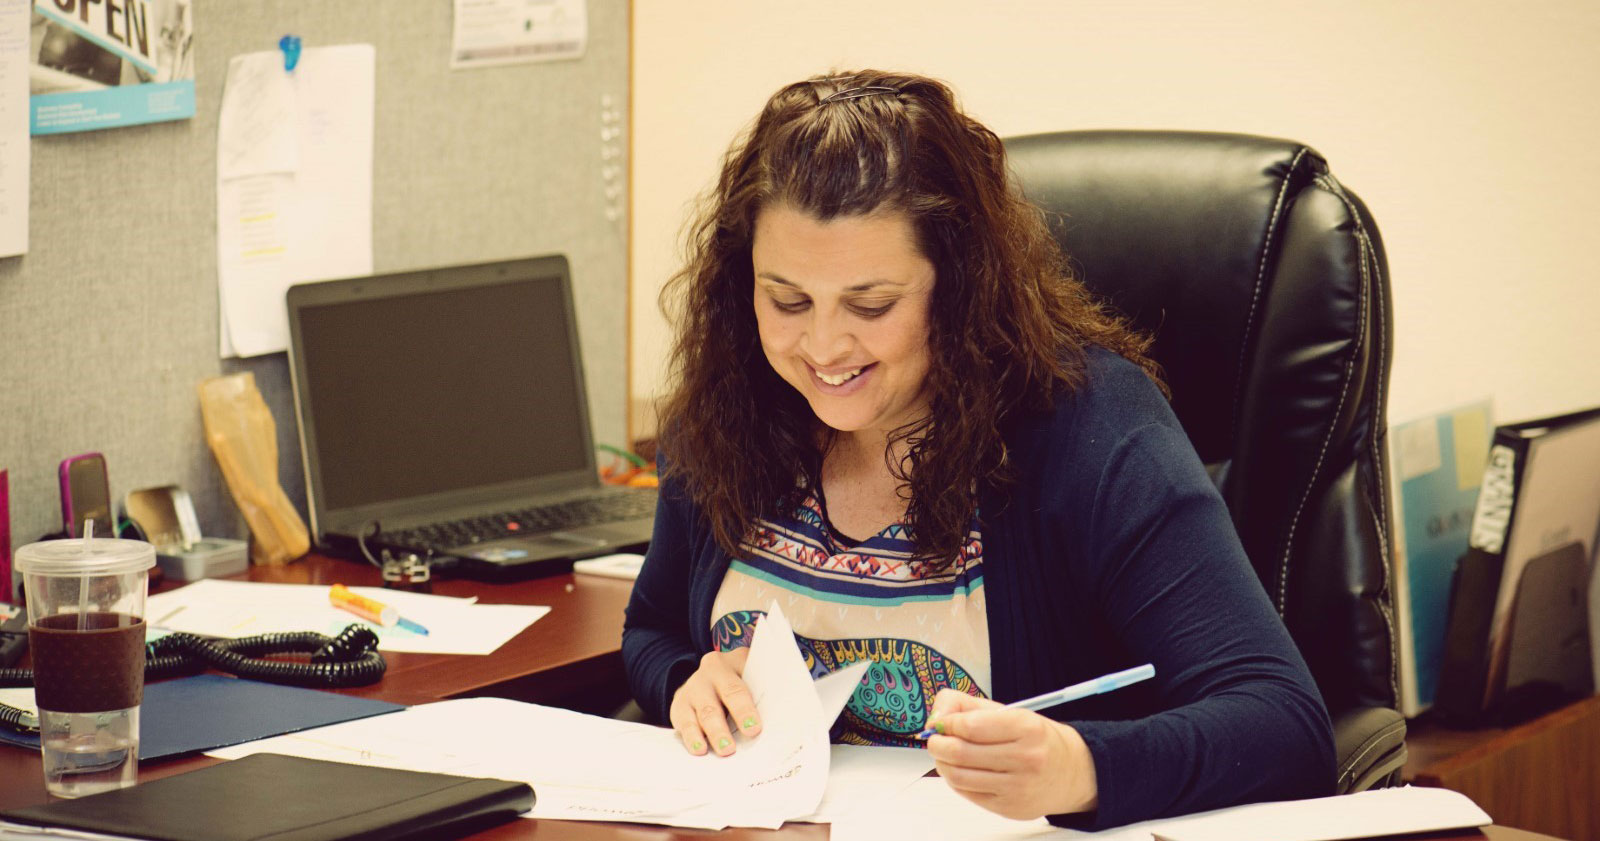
[{"xmin": 709, "ymin": 487, "xmax": 990, "ymax": 746}]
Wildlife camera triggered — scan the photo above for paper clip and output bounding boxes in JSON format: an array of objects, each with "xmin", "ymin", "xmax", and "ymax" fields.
[{"xmin": 278, "ymin": 34, "xmax": 302, "ymax": 72}]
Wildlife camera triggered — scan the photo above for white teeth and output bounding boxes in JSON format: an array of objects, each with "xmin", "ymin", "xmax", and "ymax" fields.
[{"xmin": 816, "ymin": 367, "xmax": 863, "ymax": 386}]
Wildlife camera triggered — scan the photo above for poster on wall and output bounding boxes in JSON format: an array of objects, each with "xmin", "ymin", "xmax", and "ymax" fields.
[{"xmin": 27, "ymin": 0, "xmax": 194, "ymax": 134}]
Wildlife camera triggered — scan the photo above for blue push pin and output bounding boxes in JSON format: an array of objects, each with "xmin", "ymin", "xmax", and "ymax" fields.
[{"xmin": 278, "ymin": 34, "xmax": 302, "ymax": 72}]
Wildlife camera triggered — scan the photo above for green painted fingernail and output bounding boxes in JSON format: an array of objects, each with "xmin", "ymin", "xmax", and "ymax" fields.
[
  {"xmin": 692, "ymin": 740, "xmax": 704, "ymax": 751},
  {"xmin": 718, "ymin": 737, "xmax": 731, "ymax": 749},
  {"xmin": 934, "ymin": 721, "xmax": 947, "ymax": 735},
  {"xmin": 743, "ymin": 717, "xmax": 757, "ymax": 729}
]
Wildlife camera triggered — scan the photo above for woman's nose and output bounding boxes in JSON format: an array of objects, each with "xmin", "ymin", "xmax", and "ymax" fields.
[{"xmin": 801, "ymin": 311, "xmax": 853, "ymax": 364}]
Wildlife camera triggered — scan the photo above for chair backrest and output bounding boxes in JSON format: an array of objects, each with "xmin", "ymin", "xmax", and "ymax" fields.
[{"xmin": 1004, "ymin": 130, "xmax": 1396, "ymax": 716}]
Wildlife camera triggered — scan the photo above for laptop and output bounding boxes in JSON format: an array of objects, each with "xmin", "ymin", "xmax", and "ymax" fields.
[{"xmin": 285, "ymin": 256, "xmax": 655, "ymax": 580}]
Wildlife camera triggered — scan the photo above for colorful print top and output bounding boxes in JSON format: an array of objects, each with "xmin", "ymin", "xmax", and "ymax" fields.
[{"xmin": 709, "ymin": 488, "xmax": 990, "ymax": 746}]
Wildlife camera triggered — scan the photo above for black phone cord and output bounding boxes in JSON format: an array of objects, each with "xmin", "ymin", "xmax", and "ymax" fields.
[{"xmin": 0, "ymin": 624, "xmax": 386, "ymax": 689}]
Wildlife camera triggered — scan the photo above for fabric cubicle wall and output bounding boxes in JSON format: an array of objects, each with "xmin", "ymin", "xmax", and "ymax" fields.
[{"xmin": 0, "ymin": 1, "xmax": 630, "ymax": 550}]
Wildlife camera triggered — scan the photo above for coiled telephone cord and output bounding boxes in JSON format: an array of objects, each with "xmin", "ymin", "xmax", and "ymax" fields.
[{"xmin": 0, "ymin": 624, "xmax": 386, "ymax": 689}]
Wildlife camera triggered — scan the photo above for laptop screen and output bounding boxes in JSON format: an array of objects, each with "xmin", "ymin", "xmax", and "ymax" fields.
[{"xmin": 291, "ymin": 260, "xmax": 590, "ymax": 517}]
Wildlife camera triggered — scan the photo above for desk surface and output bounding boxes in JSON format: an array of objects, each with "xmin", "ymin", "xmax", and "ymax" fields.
[
  {"xmin": 240, "ymin": 553, "xmax": 638, "ymax": 708},
  {"xmin": 0, "ymin": 555, "xmax": 1569, "ymax": 841}
]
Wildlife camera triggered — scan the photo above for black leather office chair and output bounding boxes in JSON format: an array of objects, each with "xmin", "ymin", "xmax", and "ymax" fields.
[{"xmin": 1005, "ymin": 130, "xmax": 1405, "ymax": 793}]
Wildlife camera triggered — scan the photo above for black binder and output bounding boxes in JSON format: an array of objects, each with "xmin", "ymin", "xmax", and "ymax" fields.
[
  {"xmin": 0, "ymin": 754, "xmax": 535, "ymax": 841},
  {"xmin": 1434, "ymin": 406, "xmax": 1600, "ymax": 724}
]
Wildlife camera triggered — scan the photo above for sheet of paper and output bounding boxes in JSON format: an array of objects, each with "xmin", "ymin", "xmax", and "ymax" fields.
[
  {"xmin": 831, "ymin": 779, "xmax": 1492, "ymax": 841},
  {"xmin": 216, "ymin": 44, "xmax": 373, "ymax": 357},
  {"xmin": 216, "ymin": 49, "xmax": 297, "ymax": 180},
  {"xmin": 451, "ymin": 0, "xmax": 587, "ymax": 68},
  {"xmin": 703, "ymin": 598, "xmax": 835, "ymax": 826},
  {"xmin": 0, "ymin": 0, "xmax": 28, "ymax": 257},
  {"xmin": 0, "ymin": 686, "xmax": 35, "ymax": 716},
  {"xmin": 145, "ymin": 578, "xmax": 548, "ymax": 656},
  {"xmin": 1148, "ymin": 786, "xmax": 1491, "ymax": 841},
  {"xmin": 210, "ymin": 602, "xmax": 879, "ymax": 830},
  {"xmin": 798, "ymin": 744, "xmax": 934, "ymax": 824},
  {"xmin": 830, "ymin": 776, "xmax": 1068, "ymax": 841}
]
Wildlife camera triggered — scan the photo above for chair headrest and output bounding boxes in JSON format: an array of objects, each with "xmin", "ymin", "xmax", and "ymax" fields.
[{"xmin": 1004, "ymin": 130, "xmax": 1328, "ymax": 463}]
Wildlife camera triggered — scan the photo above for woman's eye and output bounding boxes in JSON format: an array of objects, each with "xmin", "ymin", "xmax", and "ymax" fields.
[
  {"xmin": 772, "ymin": 298, "xmax": 810, "ymax": 313},
  {"xmin": 849, "ymin": 302, "xmax": 894, "ymax": 318}
]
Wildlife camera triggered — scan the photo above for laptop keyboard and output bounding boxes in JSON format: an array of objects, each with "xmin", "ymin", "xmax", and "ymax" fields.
[{"xmin": 385, "ymin": 488, "xmax": 657, "ymax": 550}]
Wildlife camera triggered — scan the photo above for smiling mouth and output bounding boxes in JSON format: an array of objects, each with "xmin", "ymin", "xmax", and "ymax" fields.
[
  {"xmin": 816, "ymin": 367, "xmax": 862, "ymax": 386},
  {"xmin": 812, "ymin": 363, "xmax": 873, "ymax": 386}
]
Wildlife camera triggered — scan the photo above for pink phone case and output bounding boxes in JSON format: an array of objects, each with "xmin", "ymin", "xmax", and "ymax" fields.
[{"xmin": 59, "ymin": 452, "xmax": 109, "ymax": 538}]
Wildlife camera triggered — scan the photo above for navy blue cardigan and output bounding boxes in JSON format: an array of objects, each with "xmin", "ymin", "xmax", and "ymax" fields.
[{"xmin": 622, "ymin": 349, "xmax": 1335, "ymax": 829}]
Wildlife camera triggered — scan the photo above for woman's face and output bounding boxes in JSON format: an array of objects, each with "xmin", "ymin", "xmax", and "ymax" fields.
[{"xmin": 751, "ymin": 203, "xmax": 935, "ymax": 440}]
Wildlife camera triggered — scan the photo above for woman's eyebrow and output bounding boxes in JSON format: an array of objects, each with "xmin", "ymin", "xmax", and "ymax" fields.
[{"xmin": 755, "ymin": 272, "xmax": 901, "ymax": 293}]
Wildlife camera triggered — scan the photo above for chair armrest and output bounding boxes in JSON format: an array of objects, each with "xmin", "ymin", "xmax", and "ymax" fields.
[{"xmin": 1333, "ymin": 706, "xmax": 1408, "ymax": 793}]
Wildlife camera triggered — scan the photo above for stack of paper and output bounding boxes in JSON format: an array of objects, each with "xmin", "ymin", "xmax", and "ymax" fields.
[
  {"xmin": 210, "ymin": 602, "xmax": 935, "ymax": 829},
  {"xmin": 146, "ymin": 579, "xmax": 549, "ymax": 656}
]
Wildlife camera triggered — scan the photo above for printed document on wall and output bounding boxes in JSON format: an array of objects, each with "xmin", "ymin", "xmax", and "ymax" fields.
[
  {"xmin": 452, "ymin": 0, "xmax": 586, "ymax": 68},
  {"xmin": 0, "ymin": 0, "xmax": 28, "ymax": 256},
  {"xmin": 216, "ymin": 43, "xmax": 373, "ymax": 358}
]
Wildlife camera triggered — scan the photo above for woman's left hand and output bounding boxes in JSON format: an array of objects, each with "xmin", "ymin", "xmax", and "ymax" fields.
[{"xmin": 923, "ymin": 689, "xmax": 1099, "ymax": 820}]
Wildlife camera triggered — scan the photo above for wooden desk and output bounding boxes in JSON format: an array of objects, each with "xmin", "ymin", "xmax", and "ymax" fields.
[
  {"xmin": 0, "ymin": 554, "xmax": 1573, "ymax": 840},
  {"xmin": 241, "ymin": 553, "xmax": 638, "ymax": 712},
  {"xmin": 1406, "ymin": 695, "xmax": 1600, "ymax": 841},
  {"xmin": 0, "ymin": 747, "xmax": 1563, "ymax": 841}
]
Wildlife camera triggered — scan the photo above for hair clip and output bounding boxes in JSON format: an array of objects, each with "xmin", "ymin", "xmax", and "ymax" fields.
[{"xmin": 821, "ymin": 85, "xmax": 899, "ymax": 104}]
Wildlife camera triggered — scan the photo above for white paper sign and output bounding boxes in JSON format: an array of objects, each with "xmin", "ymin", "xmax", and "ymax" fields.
[{"xmin": 452, "ymin": 0, "xmax": 586, "ymax": 68}]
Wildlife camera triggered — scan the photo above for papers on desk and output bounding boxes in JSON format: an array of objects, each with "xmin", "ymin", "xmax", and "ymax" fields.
[
  {"xmin": 1145, "ymin": 786, "xmax": 1491, "ymax": 841},
  {"xmin": 145, "ymin": 579, "xmax": 550, "ymax": 656},
  {"xmin": 827, "ymin": 780, "xmax": 1491, "ymax": 841},
  {"xmin": 830, "ymin": 777, "xmax": 1060, "ymax": 840},
  {"xmin": 192, "ymin": 597, "xmax": 1488, "ymax": 836},
  {"xmin": 210, "ymin": 602, "xmax": 937, "ymax": 830},
  {"xmin": 804, "ymin": 744, "xmax": 936, "ymax": 823}
]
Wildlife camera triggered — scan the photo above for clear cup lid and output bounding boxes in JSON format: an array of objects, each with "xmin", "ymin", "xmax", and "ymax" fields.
[{"xmin": 14, "ymin": 538, "xmax": 156, "ymax": 576}]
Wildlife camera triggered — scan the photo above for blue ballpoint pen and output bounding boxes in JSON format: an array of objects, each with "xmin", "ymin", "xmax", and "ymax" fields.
[{"xmin": 918, "ymin": 663, "xmax": 1156, "ymax": 739}]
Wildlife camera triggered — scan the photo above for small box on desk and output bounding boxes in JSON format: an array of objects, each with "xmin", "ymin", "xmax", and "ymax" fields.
[
  {"xmin": 155, "ymin": 537, "xmax": 248, "ymax": 581},
  {"xmin": 123, "ymin": 486, "xmax": 248, "ymax": 581}
]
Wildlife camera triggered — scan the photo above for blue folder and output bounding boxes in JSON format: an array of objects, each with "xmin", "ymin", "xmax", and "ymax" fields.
[{"xmin": 0, "ymin": 674, "xmax": 405, "ymax": 761}]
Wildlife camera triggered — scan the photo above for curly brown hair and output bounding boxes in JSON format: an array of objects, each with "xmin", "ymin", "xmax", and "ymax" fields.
[{"xmin": 658, "ymin": 70, "xmax": 1163, "ymax": 570}]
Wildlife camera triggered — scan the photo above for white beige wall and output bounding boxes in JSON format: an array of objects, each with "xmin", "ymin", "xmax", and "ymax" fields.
[{"xmin": 630, "ymin": 1, "xmax": 1600, "ymax": 440}]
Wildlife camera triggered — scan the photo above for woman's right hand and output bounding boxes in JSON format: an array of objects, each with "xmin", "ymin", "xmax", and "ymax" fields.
[{"xmin": 669, "ymin": 647, "xmax": 761, "ymax": 756}]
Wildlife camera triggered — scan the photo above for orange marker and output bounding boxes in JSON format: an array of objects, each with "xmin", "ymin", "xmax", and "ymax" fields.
[{"xmin": 329, "ymin": 583, "xmax": 429, "ymax": 635}]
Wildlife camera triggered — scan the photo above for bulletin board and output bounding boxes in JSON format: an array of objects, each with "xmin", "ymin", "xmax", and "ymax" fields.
[{"xmin": 0, "ymin": 1, "xmax": 630, "ymax": 554}]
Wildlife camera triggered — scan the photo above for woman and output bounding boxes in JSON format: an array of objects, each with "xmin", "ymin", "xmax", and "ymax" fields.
[{"xmin": 622, "ymin": 70, "xmax": 1334, "ymax": 828}]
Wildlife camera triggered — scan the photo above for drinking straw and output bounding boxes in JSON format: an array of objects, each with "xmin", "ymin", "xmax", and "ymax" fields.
[{"xmin": 78, "ymin": 518, "xmax": 93, "ymax": 630}]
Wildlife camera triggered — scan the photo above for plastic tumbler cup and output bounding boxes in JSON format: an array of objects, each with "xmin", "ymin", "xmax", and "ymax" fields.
[{"xmin": 15, "ymin": 537, "xmax": 154, "ymax": 798}]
